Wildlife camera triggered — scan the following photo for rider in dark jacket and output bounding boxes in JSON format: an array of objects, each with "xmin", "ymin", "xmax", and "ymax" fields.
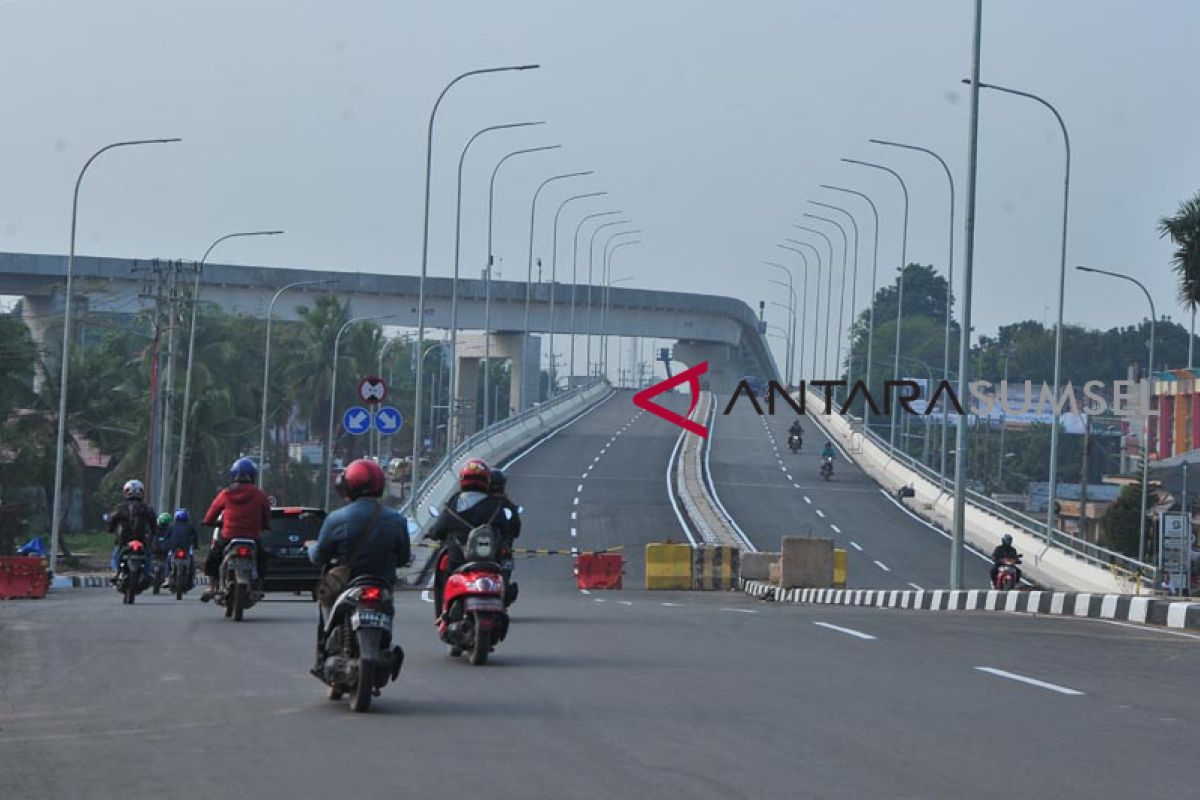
[
  {"xmin": 107, "ymin": 479, "xmax": 156, "ymax": 579},
  {"xmin": 989, "ymin": 534, "xmax": 1020, "ymax": 586},
  {"xmin": 308, "ymin": 459, "xmax": 410, "ymax": 678},
  {"xmin": 428, "ymin": 459, "xmax": 512, "ymax": 618}
]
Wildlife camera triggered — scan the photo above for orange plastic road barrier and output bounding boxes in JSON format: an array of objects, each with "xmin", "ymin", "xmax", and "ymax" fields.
[
  {"xmin": 575, "ymin": 552, "xmax": 624, "ymax": 590},
  {"xmin": 0, "ymin": 556, "xmax": 50, "ymax": 600}
]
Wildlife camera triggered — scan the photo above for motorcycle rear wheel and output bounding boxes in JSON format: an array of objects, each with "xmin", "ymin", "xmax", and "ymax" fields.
[
  {"xmin": 125, "ymin": 579, "xmax": 136, "ymax": 605},
  {"xmin": 233, "ymin": 583, "xmax": 246, "ymax": 622},
  {"xmin": 469, "ymin": 616, "xmax": 490, "ymax": 666},
  {"xmin": 351, "ymin": 661, "xmax": 374, "ymax": 712}
]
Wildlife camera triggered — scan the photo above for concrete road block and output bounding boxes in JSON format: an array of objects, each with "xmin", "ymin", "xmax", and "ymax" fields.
[
  {"xmin": 692, "ymin": 546, "xmax": 740, "ymax": 590},
  {"xmin": 833, "ymin": 548, "xmax": 847, "ymax": 589},
  {"xmin": 768, "ymin": 561, "xmax": 781, "ymax": 585},
  {"xmin": 779, "ymin": 536, "xmax": 834, "ymax": 589},
  {"xmin": 645, "ymin": 543, "xmax": 693, "ymax": 590},
  {"xmin": 739, "ymin": 552, "xmax": 779, "ymax": 582}
]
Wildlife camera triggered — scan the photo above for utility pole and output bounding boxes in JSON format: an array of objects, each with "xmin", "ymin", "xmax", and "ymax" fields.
[
  {"xmin": 137, "ymin": 260, "xmax": 169, "ymax": 509},
  {"xmin": 158, "ymin": 261, "xmax": 182, "ymax": 512},
  {"xmin": 1079, "ymin": 413, "xmax": 1090, "ymax": 541}
]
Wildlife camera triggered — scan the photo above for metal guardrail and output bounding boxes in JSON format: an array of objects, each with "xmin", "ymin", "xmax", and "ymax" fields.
[
  {"xmin": 847, "ymin": 414, "xmax": 1155, "ymax": 580},
  {"xmin": 401, "ymin": 378, "xmax": 608, "ymax": 519}
]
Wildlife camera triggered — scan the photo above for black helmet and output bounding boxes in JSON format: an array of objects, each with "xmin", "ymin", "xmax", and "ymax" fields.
[
  {"xmin": 1001, "ymin": 534, "xmax": 1013, "ymax": 547},
  {"xmin": 489, "ymin": 468, "xmax": 507, "ymax": 493}
]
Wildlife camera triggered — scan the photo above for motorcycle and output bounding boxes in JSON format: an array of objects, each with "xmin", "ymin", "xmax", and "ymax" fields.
[
  {"xmin": 499, "ymin": 505, "xmax": 522, "ymax": 608},
  {"xmin": 788, "ymin": 433, "xmax": 802, "ymax": 453},
  {"xmin": 114, "ymin": 540, "xmax": 150, "ymax": 605},
  {"xmin": 993, "ymin": 555, "xmax": 1023, "ymax": 590},
  {"xmin": 430, "ymin": 506, "xmax": 509, "ymax": 665},
  {"xmin": 151, "ymin": 548, "xmax": 169, "ymax": 595},
  {"xmin": 820, "ymin": 456, "xmax": 834, "ymax": 481},
  {"xmin": 317, "ymin": 575, "xmax": 405, "ymax": 713},
  {"xmin": 213, "ymin": 538, "xmax": 262, "ymax": 621},
  {"xmin": 168, "ymin": 548, "xmax": 194, "ymax": 600}
]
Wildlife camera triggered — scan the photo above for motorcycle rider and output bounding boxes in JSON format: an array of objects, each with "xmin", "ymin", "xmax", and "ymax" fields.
[
  {"xmin": 152, "ymin": 512, "xmax": 172, "ymax": 585},
  {"xmin": 200, "ymin": 458, "xmax": 271, "ymax": 602},
  {"xmin": 488, "ymin": 467, "xmax": 521, "ymax": 604},
  {"xmin": 428, "ymin": 458, "xmax": 513, "ymax": 619},
  {"xmin": 164, "ymin": 509, "xmax": 200, "ymax": 588},
  {"xmin": 820, "ymin": 441, "xmax": 835, "ymax": 473},
  {"xmin": 107, "ymin": 479, "xmax": 157, "ymax": 583},
  {"xmin": 788, "ymin": 419, "xmax": 804, "ymax": 447},
  {"xmin": 307, "ymin": 458, "xmax": 411, "ymax": 680},
  {"xmin": 989, "ymin": 534, "xmax": 1020, "ymax": 587}
]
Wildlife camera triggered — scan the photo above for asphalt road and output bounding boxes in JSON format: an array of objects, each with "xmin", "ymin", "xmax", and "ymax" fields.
[
  {"xmin": 3, "ymin": 389, "xmax": 1196, "ymax": 800},
  {"xmin": 709, "ymin": 398, "xmax": 993, "ymax": 590}
]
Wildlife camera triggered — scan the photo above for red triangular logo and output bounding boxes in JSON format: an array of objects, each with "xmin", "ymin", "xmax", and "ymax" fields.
[{"xmin": 632, "ymin": 361, "xmax": 709, "ymax": 438}]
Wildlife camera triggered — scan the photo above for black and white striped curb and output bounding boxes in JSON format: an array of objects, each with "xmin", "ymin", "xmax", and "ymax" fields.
[
  {"xmin": 741, "ymin": 579, "xmax": 1200, "ymax": 630},
  {"xmin": 55, "ymin": 574, "xmax": 210, "ymax": 589}
]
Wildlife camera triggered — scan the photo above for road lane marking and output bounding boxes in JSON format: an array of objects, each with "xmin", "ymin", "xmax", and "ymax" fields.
[
  {"xmin": 576, "ymin": 484, "xmax": 583, "ymax": 492},
  {"xmin": 975, "ymin": 667, "xmax": 1083, "ymax": 696},
  {"xmin": 660, "ymin": 602, "xmax": 683, "ymax": 607},
  {"xmin": 850, "ymin": 541, "xmax": 863, "ymax": 551},
  {"xmin": 580, "ymin": 589, "xmax": 591, "ymax": 595},
  {"xmin": 573, "ymin": 497, "xmax": 579, "ymax": 505},
  {"xmin": 420, "ymin": 590, "xmax": 432, "ymax": 603},
  {"xmin": 908, "ymin": 582, "xmax": 923, "ymax": 590},
  {"xmin": 815, "ymin": 509, "xmax": 825, "ymax": 518},
  {"xmin": 721, "ymin": 608, "xmax": 759, "ymax": 614},
  {"xmin": 581, "ymin": 472, "xmax": 588, "ymax": 478},
  {"xmin": 813, "ymin": 621, "xmax": 876, "ymax": 640},
  {"xmin": 571, "ymin": 511, "xmax": 577, "ymax": 520},
  {"xmin": 793, "ymin": 482, "xmax": 801, "ymax": 488},
  {"xmin": 830, "ymin": 524, "xmax": 841, "ymax": 533},
  {"xmin": 593, "ymin": 597, "xmax": 606, "ymax": 603},
  {"xmin": 873, "ymin": 560, "xmax": 890, "ymax": 572},
  {"xmin": 618, "ymin": 600, "xmax": 634, "ymax": 606},
  {"xmin": 570, "ymin": 527, "xmax": 577, "ymax": 537},
  {"xmin": 804, "ymin": 496, "xmax": 812, "ymax": 504},
  {"xmin": 785, "ymin": 474, "xmax": 792, "ymax": 481}
]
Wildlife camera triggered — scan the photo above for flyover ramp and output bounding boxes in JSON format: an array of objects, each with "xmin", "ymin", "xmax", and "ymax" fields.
[{"xmin": 707, "ymin": 397, "xmax": 992, "ymax": 590}]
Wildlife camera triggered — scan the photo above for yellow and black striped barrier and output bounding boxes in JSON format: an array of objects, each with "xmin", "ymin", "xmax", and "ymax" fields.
[{"xmin": 692, "ymin": 546, "xmax": 740, "ymax": 590}]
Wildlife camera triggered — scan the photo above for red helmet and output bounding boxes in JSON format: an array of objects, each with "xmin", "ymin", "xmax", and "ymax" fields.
[
  {"xmin": 337, "ymin": 458, "xmax": 386, "ymax": 500},
  {"xmin": 458, "ymin": 458, "xmax": 491, "ymax": 492}
]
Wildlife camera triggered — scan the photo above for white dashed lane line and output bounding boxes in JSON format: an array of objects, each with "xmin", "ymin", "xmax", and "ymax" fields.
[
  {"xmin": 829, "ymin": 524, "xmax": 841, "ymax": 534},
  {"xmin": 813, "ymin": 621, "xmax": 876, "ymax": 640},
  {"xmin": 815, "ymin": 509, "xmax": 825, "ymax": 518},
  {"xmin": 804, "ymin": 496, "xmax": 812, "ymax": 504},
  {"xmin": 850, "ymin": 541, "xmax": 863, "ymax": 551},
  {"xmin": 873, "ymin": 560, "xmax": 891, "ymax": 572},
  {"xmin": 576, "ymin": 484, "xmax": 583, "ymax": 493},
  {"xmin": 908, "ymin": 582, "xmax": 923, "ymax": 590},
  {"xmin": 573, "ymin": 497, "xmax": 580, "ymax": 505},
  {"xmin": 975, "ymin": 667, "xmax": 1084, "ymax": 696},
  {"xmin": 721, "ymin": 608, "xmax": 759, "ymax": 614}
]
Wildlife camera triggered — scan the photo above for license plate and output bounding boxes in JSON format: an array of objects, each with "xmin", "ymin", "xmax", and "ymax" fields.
[
  {"xmin": 352, "ymin": 610, "xmax": 392, "ymax": 630},
  {"xmin": 465, "ymin": 597, "xmax": 505, "ymax": 613}
]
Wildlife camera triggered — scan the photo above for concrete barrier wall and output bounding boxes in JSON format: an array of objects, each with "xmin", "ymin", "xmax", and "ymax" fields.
[
  {"xmin": 779, "ymin": 536, "xmax": 834, "ymax": 589},
  {"xmin": 802, "ymin": 389, "xmax": 1129, "ymax": 593}
]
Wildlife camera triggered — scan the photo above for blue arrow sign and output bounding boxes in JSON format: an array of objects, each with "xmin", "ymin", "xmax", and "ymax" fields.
[
  {"xmin": 374, "ymin": 405, "xmax": 403, "ymax": 436},
  {"xmin": 342, "ymin": 405, "xmax": 371, "ymax": 436}
]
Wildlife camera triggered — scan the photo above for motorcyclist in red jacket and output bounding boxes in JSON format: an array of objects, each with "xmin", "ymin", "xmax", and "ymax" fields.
[{"xmin": 200, "ymin": 457, "xmax": 271, "ymax": 601}]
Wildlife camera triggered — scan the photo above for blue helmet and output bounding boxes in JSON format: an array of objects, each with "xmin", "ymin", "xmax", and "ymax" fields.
[
  {"xmin": 174, "ymin": 508, "xmax": 189, "ymax": 522},
  {"xmin": 229, "ymin": 457, "xmax": 258, "ymax": 483}
]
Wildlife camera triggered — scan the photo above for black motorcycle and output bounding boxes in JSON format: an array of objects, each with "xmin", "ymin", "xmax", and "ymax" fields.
[
  {"xmin": 788, "ymin": 433, "xmax": 802, "ymax": 453},
  {"xmin": 114, "ymin": 541, "xmax": 151, "ymax": 605},
  {"xmin": 168, "ymin": 548, "xmax": 195, "ymax": 600},
  {"xmin": 213, "ymin": 539, "xmax": 262, "ymax": 621},
  {"xmin": 820, "ymin": 456, "xmax": 834, "ymax": 481},
  {"xmin": 318, "ymin": 576, "xmax": 404, "ymax": 713}
]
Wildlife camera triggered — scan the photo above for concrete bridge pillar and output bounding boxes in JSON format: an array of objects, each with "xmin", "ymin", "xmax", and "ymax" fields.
[
  {"xmin": 671, "ymin": 340, "xmax": 748, "ymax": 397},
  {"xmin": 452, "ymin": 333, "xmax": 542, "ymax": 439}
]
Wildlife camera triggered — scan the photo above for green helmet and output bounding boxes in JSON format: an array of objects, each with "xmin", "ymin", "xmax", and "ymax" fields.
[{"xmin": 158, "ymin": 512, "xmax": 172, "ymax": 526}]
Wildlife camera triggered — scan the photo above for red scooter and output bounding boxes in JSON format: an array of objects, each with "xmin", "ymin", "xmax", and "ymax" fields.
[
  {"xmin": 430, "ymin": 509, "xmax": 509, "ymax": 665},
  {"xmin": 993, "ymin": 556, "xmax": 1023, "ymax": 590}
]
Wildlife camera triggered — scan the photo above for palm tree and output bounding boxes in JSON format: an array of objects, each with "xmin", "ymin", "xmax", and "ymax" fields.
[{"xmin": 1159, "ymin": 191, "xmax": 1200, "ymax": 307}]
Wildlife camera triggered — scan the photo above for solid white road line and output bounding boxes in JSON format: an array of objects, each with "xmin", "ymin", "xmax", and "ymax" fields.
[
  {"xmin": 850, "ymin": 541, "xmax": 863, "ymax": 551},
  {"xmin": 877, "ymin": 489, "xmax": 992, "ymax": 564},
  {"xmin": 873, "ymin": 560, "xmax": 891, "ymax": 572},
  {"xmin": 974, "ymin": 667, "xmax": 1083, "ymax": 696},
  {"xmin": 813, "ymin": 621, "xmax": 876, "ymax": 640}
]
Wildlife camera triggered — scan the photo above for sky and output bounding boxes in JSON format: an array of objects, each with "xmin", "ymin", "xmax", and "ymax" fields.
[{"xmin": 2, "ymin": 0, "xmax": 1198, "ymax": 373}]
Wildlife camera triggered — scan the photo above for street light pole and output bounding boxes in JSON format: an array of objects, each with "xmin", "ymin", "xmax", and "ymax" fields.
[
  {"xmin": 569, "ymin": 210, "xmax": 621, "ymax": 382},
  {"xmin": 601, "ymin": 234, "xmax": 641, "ymax": 375},
  {"xmin": 605, "ymin": 270, "xmax": 638, "ymax": 377},
  {"xmin": 448, "ymin": 120, "xmax": 544, "ymax": 447},
  {"xmin": 804, "ymin": 212, "xmax": 851, "ymax": 392},
  {"xmin": 1077, "ymin": 266, "xmax": 1156, "ymax": 579},
  {"xmin": 548, "ymin": 192, "xmax": 607, "ymax": 396},
  {"xmin": 763, "ymin": 262, "xmax": 796, "ymax": 385},
  {"xmin": 412, "ymin": 64, "xmax": 538, "ymax": 507},
  {"xmin": 869, "ymin": 139, "xmax": 957, "ymax": 487},
  {"xmin": 792, "ymin": 225, "xmax": 837, "ymax": 378},
  {"xmin": 952, "ymin": 0, "xmax": 984, "ymax": 590},
  {"xmin": 968, "ymin": 79, "xmax": 1072, "ymax": 551},
  {"xmin": 809, "ymin": 202, "xmax": 860, "ymax": 392},
  {"xmin": 253, "ymin": 276, "xmax": 334, "ymax": 487},
  {"xmin": 49, "ymin": 137, "xmax": 181, "ymax": 575},
  {"xmin": 780, "ymin": 242, "xmax": 821, "ymax": 380},
  {"xmin": 842, "ymin": 159, "xmax": 910, "ymax": 450},
  {"xmin": 766, "ymin": 260, "xmax": 806, "ymax": 382},
  {"xmin": 588, "ymin": 222, "xmax": 635, "ymax": 375},
  {"xmin": 820, "ymin": 185, "xmax": 880, "ymax": 429},
  {"xmin": 325, "ymin": 314, "xmax": 392, "ymax": 509},
  {"xmin": 484, "ymin": 144, "xmax": 561, "ymax": 426},
  {"xmin": 524, "ymin": 171, "xmax": 593, "ymax": 403}
]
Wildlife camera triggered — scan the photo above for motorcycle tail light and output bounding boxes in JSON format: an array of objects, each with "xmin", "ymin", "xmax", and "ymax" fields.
[
  {"xmin": 175, "ymin": 549, "xmax": 187, "ymax": 559},
  {"xmin": 466, "ymin": 576, "xmax": 500, "ymax": 593},
  {"xmin": 360, "ymin": 586, "xmax": 383, "ymax": 604},
  {"xmin": 129, "ymin": 541, "xmax": 144, "ymax": 551},
  {"xmin": 235, "ymin": 545, "xmax": 252, "ymax": 558}
]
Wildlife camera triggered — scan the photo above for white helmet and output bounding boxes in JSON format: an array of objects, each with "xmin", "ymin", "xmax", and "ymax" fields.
[{"xmin": 122, "ymin": 479, "xmax": 145, "ymax": 500}]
